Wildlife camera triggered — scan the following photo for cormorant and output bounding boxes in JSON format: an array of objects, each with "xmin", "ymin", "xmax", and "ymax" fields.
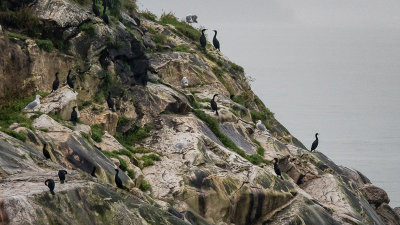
[
  {"xmin": 58, "ymin": 170, "xmax": 68, "ymax": 184},
  {"xmin": 256, "ymin": 120, "xmax": 266, "ymax": 131},
  {"xmin": 107, "ymin": 91, "xmax": 115, "ymax": 112},
  {"xmin": 102, "ymin": 0, "xmax": 110, "ymax": 24},
  {"xmin": 66, "ymin": 70, "xmax": 74, "ymax": 90},
  {"xmin": 191, "ymin": 15, "xmax": 198, "ymax": 23},
  {"xmin": 115, "ymin": 168, "xmax": 123, "ymax": 189},
  {"xmin": 212, "ymin": 30, "xmax": 220, "ymax": 51},
  {"xmin": 51, "ymin": 72, "xmax": 59, "ymax": 93},
  {"xmin": 200, "ymin": 29, "xmax": 207, "ymax": 51},
  {"xmin": 311, "ymin": 133, "xmax": 319, "ymax": 152},
  {"xmin": 45, "ymin": 179, "xmax": 55, "ymax": 195},
  {"xmin": 91, "ymin": 166, "xmax": 97, "ymax": 178},
  {"xmin": 43, "ymin": 143, "xmax": 51, "ymax": 160},
  {"xmin": 181, "ymin": 77, "xmax": 188, "ymax": 87},
  {"xmin": 185, "ymin": 15, "xmax": 198, "ymax": 24},
  {"xmin": 71, "ymin": 106, "xmax": 78, "ymax": 125},
  {"xmin": 24, "ymin": 95, "xmax": 41, "ymax": 111},
  {"xmin": 210, "ymin": 94, "xmax": 218, "ymax": 116},
  {"xmin": 92, "ymin": 0, "xmax": 100, "ymax": 17},
  {"xmin": 273, "ymin": 158, "xmax": 283, "ymax": 180}
]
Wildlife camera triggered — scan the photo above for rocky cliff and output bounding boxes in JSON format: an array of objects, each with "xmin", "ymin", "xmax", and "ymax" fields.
[{"xmin": 0, "ymin": 1, "xmax": 399, "ymax": 224}]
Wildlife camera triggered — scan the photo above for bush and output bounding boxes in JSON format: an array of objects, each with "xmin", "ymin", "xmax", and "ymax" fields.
[
  {"xmin": 91, "ymin": 124, "xmax": 104, "ymax": 143},
  {"xmin": 79, "ymin": 22, "xmax": 97, "ymax": 37},
  {"xmin": 35, "ymin": 39, "xmax": 54, "ymax": 52},
  {"xmin": 139, "ymin": 180, "xmax": 151, "ymax": 191}
]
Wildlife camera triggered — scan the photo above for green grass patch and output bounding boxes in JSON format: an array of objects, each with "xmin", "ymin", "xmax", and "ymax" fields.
[
  {"xmin": 0, "ymin": 7, "xmax": 41, "ymax": 37},
  {"xmin": 141, "ymin": 10, "xmax": 157, "ymax": 22},
  {"xmin": 81, "ymin": 132, "xmax": 93, "ymax": 145},
  {"xmin": 35, "ymin": 39, "xmax": 53, "ymax": 52},
  {"xmin": 139, "ymin": 180, "xmax": 151, "ymax": 191},
  {"xmin": 212, "ymin": 66, "xmax": 233, "ymax": 95},
  {"xmin": 229, "ymin": 61, "xmax": 244, "ymax": 73},
  {"xmin": 91, "ymin": 124, "xmax": 104, "ymax": 143},
  {"xmin": 159, "ymin": 13, "xmax": 201, "ymax": 41},
  {"xmin": 115, "ymin": 123, "xmax": 153, "ymax": 146},
  {"xmin": 174, "ymin": 44, "xmax": 191, "ymax": 52},
  {"xmin": 141, "ymin": 154, "xmax": 161, "ymax": 167},
  {"xmin": 39, "ymin": 128, "xmax": 49, "ymax": 132},
  {"xmin": 127, "ymin": 169, "xmax": 135, "ymax": 179},
  {"xmin": 0, "ymin": 128, "xmax": 27, "ymax": 142},
  {"xmin": 0, "ymin": 96, "xmax": 37, "ymax": 129},
  {"xmin": 6, "ymin": 32, "xmax": 29, "ymax": 39},
  {"xmin": 79, "ymin": 22, "xmax": 97, "ymax": 37}
]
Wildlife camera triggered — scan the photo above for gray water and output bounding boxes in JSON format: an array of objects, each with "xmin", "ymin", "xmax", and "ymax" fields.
[{"xmin": 138, "ymin": 0, "xmax": 400, "ymax": 207}]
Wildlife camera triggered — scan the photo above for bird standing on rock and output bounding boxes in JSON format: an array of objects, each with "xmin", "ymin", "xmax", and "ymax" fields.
[
  {"xmin": 212, "ymin": 30, "xmax": 220, "ymax": 51},
  {"xmin": 115, "ymin": 168, "xmax": 123, "ymax": 189},
  {"xmin": 311, "ymin": 133, "xmax": 319, "ymax": 152},
  {"xmin": 71, "ymin": 106, "xmax": 78, "ymax": 125},
  {"xmin": 102, "ymin": 0, "xmax": 110, "ymax": 24},
  {"xmin": 51, "ymin": 72, "xmax": 59, "ymax": 93},
  {"xmin": 92, "ymin": 0, "xmax": 100, "ymax": 17},
  {"xmin": 91, "ymin": 167, "xmax": 97, "ymax": 178},
  {"xmin": 210, "ymin": 94, "xmax": 219, "ymax": 116},
  {"xmin": 200, "ymin": 29, "xmax": 207, "ymax": 51},
  {"xmin": 66, "ymin": 70, "xmax": 74, "ymax": 90},
  {"xmin": 45, "ymin": 179, "xmax": 55, "ymax": 195},
  {"xmin": 256, "ymin": 120, "xmax": 266, "ymax": 131},
  {"xmin": 107, "ymin": 91, "xmax": 115, "ymax": 112},
  {"xmin": 58, "ymin": 170, "xmax": 68, "ymax": 184},
  {"xmin": 181, "ymin": 77, "xmax": 189, "ymax": 87},
  {"xmin": 273, "ymin": 158, "xmax": 283, "ymax": 180},
  {"xmin": 43, "ymin": 143, "xmax": 51, "ymax": 160},
  {"xmin": 24, "ymin": 95, "xmax": 41, "ymax": 111}
]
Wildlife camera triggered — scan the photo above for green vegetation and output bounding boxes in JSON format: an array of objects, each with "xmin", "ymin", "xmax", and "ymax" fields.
[
  {"xmin": 0, "ymin": 7, "xmax": 41, "ymax": 36},
  {"xmin": 79, "ymin": 22, "xmax": 97, "ymax": 37},
  {"xmin": 48, "ymin": 113, "xmax": 62, "ymax": 123},
  {"xmin": 81, "ymin": 132, "xmax": 93, "ymax": 145},
  {"xmin": 159, "ymin": 13, "xmax": 201, "ymax": 41},
  {"xmin": 123, "ymin": 1, "xmax": 137, "ymax": 14},
  {"xmin": 229, "ymin": 62, "xmax": 244, "ymax": 73},
  {"xmin": 282, "ymin": 172, "xmax": 289, "ymax": 180},
  {"xmin": 0, "ymin": 95, "xmax": 37, "ymax": 129},
  {"xmin": 101, "ymin": 150, "xmax": 135, "ymax": 178},
  {"xmin": 6, "ymin": 32, "xmax": 28, "ymax": 39},
  {"xmin": 212, "ymin": 66, "xmax": 233, "ymax": 95},
  {"xmin": 71, "ymin": 0, "xmax": 91, "ymax": 5},
  {"xmin": 252, "ymin": 139, "xmax": 265, "ymax": 157},
  {"xmin": 115, "ymin": 123, "xmax": 153, "ymax": 146},
  {"xmin": 35, "ymin": 39, "xmax": 54, "ymax": 52},
  {"xmin": 232, "ymin": 90, "xmax": 253, "ymax": 108},
  {"xmin": 91, "ymin": 124, "xmax": 104, "ymax": 143},
  {"xmin": 141, "ymin": 154, "xmax": 161, "ymax": 167},
  {"xmin": 139, "ymin": 180, "xmax": 151, "ymax": 191},
  {"xmin": 0, "ymin": 128, "xmax": 27, "ymax": 142},
  {"xmin": 140, "ymin": 10, "xmax": 157, "ymax": 22},
  {"xmin": 39, "ymin": 128, "xmax": 49, "ymax": 133},
  {"xmin": 78, "ymin": 101, "xmax": 92, "ymax": 110},
  {"xmin": 174, "ymin": 44, "xmax": 191, "ymax": 52}
]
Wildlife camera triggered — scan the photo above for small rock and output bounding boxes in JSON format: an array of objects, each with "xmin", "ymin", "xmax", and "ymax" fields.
[
  {"xmin": 74, "ymin": 124, "xmax": 91, "ymax": 135},
  {"xmin": 360, "ymin": 184, "xmax": 390, "ymax": 207},
  {"xmin": 9, "ymin": 123, "xmax": 22, "ymax": 130},
  {"xmin": 143, "ymin": 35, "xmax": 156, "ymax": 49},
  {"xmin": 111, "ymin": 158, "xmax": 120, "ymax": 167}
]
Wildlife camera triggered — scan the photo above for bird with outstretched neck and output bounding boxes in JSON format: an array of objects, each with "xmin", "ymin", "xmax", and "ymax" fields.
[
  {"xmin": 42, "ymin": 143, "xmax": 51, "ymax": 160},
  {"xmin": 200, "ymin": 29, "xmax": 207, "ymax": 51},
  {"xmin": 92, "ymin": 0, "xmax": 100, "ymax": 17},
  {"xmin": 115, "ymin": 168, "xmax": 124, "ymax": 189},
  {"xmin": 210, "ymin": 94, "xmax": 219, "ymax": 116},
  {"xmin": 51, "ymin": 72, "xmax": 59, "ymax": 93},
  {"xmin": 91, "ymin": 167, "xmax": 97, "ymax": 178},
  {"xmin": 66, "ymin": 70, "xmax": 74, "ymax": 90},
  {"xmin": 70, "ymin": 106, "xmax": 78, "ymax": 125},
  {"xmin": 58, "ymin": 170, "xmax": 68, "ymax": 184},
  {"xmin": 107, "ymin": 91, "xmax": 115, "ymax": 112},
  {"xmin": 102, "ymin": 0, "xmax": 110, "ymax": 24},
  {"xmin": 45, "ymin": 179, "xmax": 55, "ymax": 195},
  {"xmin": 212, "ymin": 30, "xmax": 220, "ymax": 51},
  {"xmin": 273, "ymin": 158, "xmax": 283, "ymax": 180},
  {"xmin": 311, "ymin": 133, "xmax": 319, "ymax": 152}
]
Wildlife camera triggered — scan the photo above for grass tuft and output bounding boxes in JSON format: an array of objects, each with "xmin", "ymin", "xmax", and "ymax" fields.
[{"xmin": 91, "ymin": 124, "xmax": 104, "ymax": 143}]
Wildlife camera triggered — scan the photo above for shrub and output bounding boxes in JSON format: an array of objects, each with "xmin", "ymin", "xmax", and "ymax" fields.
[
  {"xmin": 91, "ymin": 124, "xmax": 104, "ymax": 143},
  {"xmin": 79, "ymin": 22, "xmax": 97, "ymax": 37},
  {"xmin": 35, "ymin": 39, "xmax": 54, "ymax": 52},
  {"xmin": 139, "ymin": 180, "xmax": 151, "ymax": 191}
]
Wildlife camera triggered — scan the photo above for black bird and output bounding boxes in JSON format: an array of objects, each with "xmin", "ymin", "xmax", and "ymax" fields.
[
  {"xmin": 115, "ymin": 168, "xmax": 123, "ymax": 189},
  {"xmin": 200, "ymin": 29, "xmax": 207, "ymax": 51},
  {"xmin": 210, "ymin": 94, "xmax": 219, "ymax": 116},
  {"xmin": 102, "ymin": 0, "xmax": 110, "ymax": 24},
  {"xmin": 66, "ymin": 70, "xmax": 74, "ymax": 90},
  {"xmin": 273, "ymin": 158, "xmax": 283, "ymax": 180},
  {"xmin": 212, "ymin": 30, "xmax": 220, "ymax": 51},
  {"xmin": 43, "ymin": 143, "xmax": 51, "ymax": 160},
  {"xmin": 311, "ymin": 133, "xmax": 319, "ymax": 152},
  {"xmin": 107, "ymin": 91, "xmax": 115, "ymax": 112},
  {"xmin": 45, "ymin": 179, "xmax": 55, "ymax": 195},
  {"xmin": 71, "ymin": 106, "xmax": 78, "ymax": 125},
  {"xmin": 92, "ymin": 0, "xmax": 100, "ymax": 17},
  {"xmin": 51, "ymin": 72, "xmax": 59, "ymax": 93},
  {"xmin": 58, "ymin": 170, "xmax": 68, "ymax": 184},
  {"xmin": 91, "ymin": 167, "xmax": 97, "ymax": 178}
]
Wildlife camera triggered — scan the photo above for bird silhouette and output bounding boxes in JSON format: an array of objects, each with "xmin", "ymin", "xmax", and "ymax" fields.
[
  {"xmin": 311, "ymin": 133, "xmax": 319, "ymax": 152},
  {"xmin": 212, "ymin": 30, "xmax": 220, "ymax": 51},
  {"xmin": 210, "ymin": 94, "xmax": 219, "ymax": 116}
]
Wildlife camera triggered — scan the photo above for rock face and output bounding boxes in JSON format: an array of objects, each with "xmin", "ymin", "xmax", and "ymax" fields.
[{"xmin": 0, "ymin": 0, "xmax": 399, "ymax": 224}]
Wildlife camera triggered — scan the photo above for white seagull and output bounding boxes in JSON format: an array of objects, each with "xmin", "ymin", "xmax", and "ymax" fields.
[
  {"xmin": 24, "ymin": 95, "xmax": 41, "ymax": 111},
  {"xmin": 256, "ymin": 120, "xmax": 266, "ymax": 131},
  {"xmin": 181, "ymin": 77, "xmax": 189, "ymax": 87}
]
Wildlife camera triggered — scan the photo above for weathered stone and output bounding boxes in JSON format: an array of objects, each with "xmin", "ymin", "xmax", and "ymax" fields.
[
  {"xmin": 80, "ymin": 107, "xmax": 119, "ymax": 135},
  {"xmin": 94, "ymin": 131, "xmax": 124, "ymax": 152},
  {"xmin": 361, "ymin": 184, "xmax": 390, "ymax": 207}
]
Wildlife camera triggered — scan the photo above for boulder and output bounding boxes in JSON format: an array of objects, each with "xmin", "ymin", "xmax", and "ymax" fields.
[
  {"xmin": 79, "ymin": 108, "xmax": 119, "ymax": 135},
  {"xmin": 94, "ymin": 131, "xmax": 124, "ymax": 152},
  {"xmin": 361, "ymin": 184, "xmax": 390, "ymax": 207},
  {"xmin": 394, "ymin": 207, "xmax": 400, "ymax": 217},
  {"xmin": 376, "ymin": 203, "xmax": 400, "ymax": 225},
  {"xmin": 32, "ymin": 114, "xmax": 73, "ymax": 142},
  {"xmin": 35, "ymin": 86, "xmax": 78, "ymax": 120}
]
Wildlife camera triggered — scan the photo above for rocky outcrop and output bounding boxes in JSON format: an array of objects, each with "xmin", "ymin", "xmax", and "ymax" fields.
[{"xmin": 361, "ymin": 184, "xmax": 390, "ymax": 207}]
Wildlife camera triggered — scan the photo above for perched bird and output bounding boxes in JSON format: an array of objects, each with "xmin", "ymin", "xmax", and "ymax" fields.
[
  {"xmin": 185, "ymin": 14, "xmax": 198, "ymax": 24},
  {"xmin": 92, "ymin": 0, "xmax": 100, "ymax": 17},
  {"xmin": 273, "ymin": 158, "xmax": 283, "ymax": 180},
  {"xmin": 311, "ymin": 133, "xmax": 319, "ymax": 152},
  {"xmin": 102, "ymin": 0, "xmax": 110, "ymax": 24},
  {"xmin": 24, "ymin": 95, "xmax": 41, "ymax": 111},
  {"xmin": 66, "ymin": 70, "xmax": 74, "ymax": 90},
  {"xmin": 210, "ymin": 94, "xmax": 219, "ymax": 116},
  {"xmin": 91, "ymin": 166, "xmax": 97, "ymax": 178},
  {"xmin": 70, "ymin": 106, "xmax": 78, "ymax": 125},
  {"xmin": 107, "ymin": 91, "xmax": 115, "ymax": 112},
  {"xmin": 115, "ymin": 168, "xmax": 123, "ymax": 189},
  {"xmin": 200, "ymin": 29, "xmax": 207, "ymax": 51},
  {"xmin": 256, "ymin": 120, "xmax": 266, "ymax": 131},
  {"xmin": 212, "ymin": 30, "xmax": 220, "ymax": 51},
  {"xmin": 43, "ymin": 143, "xmax": 51, "ymax": 160},
  {"xmin": 51, "ymin": 72, "xmax": 59, "ymax": 93},
  {"xmin": 45, "ymin": 179, "xmax": 55, "ymax": 195},
  {"xmin": 191, "ymin": 15, "xmax": 198, "ymax": 23},
  {"xmin": 58, "ymin": 170, "xmax": 68, "ymax": 184},
  {"xmin": 181, "ymin": 77, "xmax": 189, "ymax": 87}
]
